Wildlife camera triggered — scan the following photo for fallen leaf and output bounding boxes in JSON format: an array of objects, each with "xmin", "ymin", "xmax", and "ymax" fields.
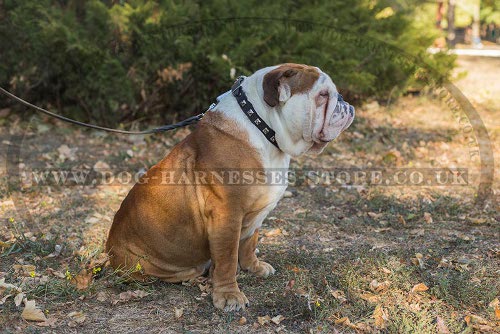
[
  {"xmin": 468, "ymin": 314, "xmax": 489, "ymax": 325},
  {"xmin": 414, "ymin": 253, "xmax": 425, "ymax": 269},
  {"xmin": 354, "ymin": 322, "xmax": 372, "ymax": 331},
  {"xmin": 22, "ymin": 300, "xmax": 47, "ymax": 322},
  {"xmin": 408, "ymin": 303, "xmax": 421, "ymax": 312},
  {"xmin": 293, "ymin": 208, "xmax": 308, "ymax": 215},
  {"xmin": 474, "ymin": 324, "xmax": 494, "ymax": 331},
  {"xmin": 257, "ymin": 315, "xmax": 271, "ymax": 325},
  {"xmin": 271, "ymin": 315, "xmax": 285, "ymax": 325},
  {"xmin": 46, "ymin": 268, "xmax": 66, "ymax": 279},
  {"xmin": 0, "ymin": 278, "xmax": 21, "ymax": 294},
  {"xmin": 132, "ymin": 290, "xmax": 149, "ymax": 298},
  {"xmin": 45, "ymin": 245, "xmax": 63, "ymax": 259},
  {"xmin": 436, "ymin": 316, "xmax": 450, "ymax": 333},
  {"xmin": 359, "ymin": 292, "xmax": 380, "ymax": 303},
  {"xmin": 112, "ymin": 290, "xmax": 149, "ymax": 304},
  {"xmin": 93, "ymin": 160, "xmax": 110, "ymax": 171},
  {"xmin": 381, "ymin": 267, "xmax": 391, "ymax": 274},
  {"xmin": 369, "ymin": 279, "xmax": 390, "ymax": 293},
  {"xmin": 174, "ymin": 307, "xmax": 183, "ymax": 319},
  {"xmin": 333, "ymin": 316, "xmax": 368, "ymax": 331},
  {"xmin": 95, "ymin": 291, "xmax": 108, "ymax": 302},
  {"xmin": 36, "ymin": 317, "xmax": 58, "ymax": 327},
  {"xmin": 67, "ymin": 311, "xmax": 86, "ymax": 324},
  {"xmin": 14, "ymin": 292, "xmax": 24, "ymax": 306},
  {"xmin": 424, "ymin": 212, "xmax": 433, "ymax": 224},
  {"xmin": 373, "ymin": 304, "xmax": 389, "ymax": 329},
  {"xmin": 330, "ymin": 290, "xmax": 347, "ymax": 303},
  {"xmin": 264, "ymin": 228, "xmax": 282, "ymax": 237},
  {"xmin": 397, "ymin": 214, "xmax": 406, "ymax": 225},
  {"xmin": 57, "ymin": 144, "xmax": 76, "ymax": 161},
  {"xmin": 71, "ymin": 270, "xmax": 93, "ymax": 290},
  {"xmin": 283, "ymin": 279, "xmax": 295, "ymax": 296},
  {"xmin": 12, "ymin": 264, "xmax": 36, "ymax": 277},
  {"xmin": 469, "ymin": 217, "xmax": 487, "ymax": 224},
  {"xmin": 238, "ymin": 316, "xmax": 247, "ymax": 325},
  {"xmin": 411, "ymin": 283, "xmax": 429, "ymax": 293},
  {"xmin": 495, "ymin": 308, "xmax": 500, "ymax": 320},
  {"xmin": 367, "ymin": 212, "xmax": 382, "ymax": 219},
  {"xmin": 335, "ymin": 316, "xmax": 352, "ymax": 325},
  {"xmin": 488, "ymin": 298, "xmax": 499, "ymax": 309}
]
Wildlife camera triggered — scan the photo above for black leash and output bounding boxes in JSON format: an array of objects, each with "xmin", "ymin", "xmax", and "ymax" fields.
[{"xmin": 0, "ymin": 86, "xmax": 204, "ymax": 135}]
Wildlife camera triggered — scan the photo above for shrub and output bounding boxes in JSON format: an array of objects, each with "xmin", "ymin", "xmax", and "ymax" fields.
[{"xmin": 0, "ymin": 0, "xmax": 455, "ymax": 126}]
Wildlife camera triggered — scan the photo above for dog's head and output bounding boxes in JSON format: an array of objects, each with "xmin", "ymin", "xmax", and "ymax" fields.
[{"xmin": 259, "ymin": 63, "xmax": 354, "ymax": 156}]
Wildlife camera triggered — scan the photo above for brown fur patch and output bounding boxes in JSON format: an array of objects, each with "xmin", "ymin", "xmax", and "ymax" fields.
[{"xmin": 263, "ymin": 63, "xmax": 320, "ymax": 107}]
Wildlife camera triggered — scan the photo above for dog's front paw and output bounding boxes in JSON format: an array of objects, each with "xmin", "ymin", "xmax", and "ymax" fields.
[
  {"xmin": 250, "ymin": 261, "xmax": 275, "ymax": 278},
  {"xmin": 213, "ymin": 290, "xmax": 249, "ymax": 312}
]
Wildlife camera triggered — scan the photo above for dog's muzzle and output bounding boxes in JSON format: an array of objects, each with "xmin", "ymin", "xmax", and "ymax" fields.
[
  {"xmin": 336, "ymin": 94, "xmax": 355, "ymax": 132},
  {"xmin": 316, "ymin": 94, "xmax": 355, "ymax": 143}
]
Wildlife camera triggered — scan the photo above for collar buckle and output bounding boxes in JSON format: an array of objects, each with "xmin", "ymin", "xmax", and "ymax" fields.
[{"xmin": 231, "ymin": 76, "xmax": 245, "ymax": 97}]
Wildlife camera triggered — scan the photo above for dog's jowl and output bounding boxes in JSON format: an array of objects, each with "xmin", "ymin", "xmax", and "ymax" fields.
[{"xmin": 106, "ymin": 63, "xmax": 355, "ymax": 311}]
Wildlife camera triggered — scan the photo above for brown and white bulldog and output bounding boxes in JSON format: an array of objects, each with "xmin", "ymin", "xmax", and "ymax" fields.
[{"xmin": 106, "ymin": 63, "xmax": 354, "ymax": 311}]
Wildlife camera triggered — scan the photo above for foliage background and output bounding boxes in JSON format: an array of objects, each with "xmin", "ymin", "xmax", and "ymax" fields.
[{"xmin": 0, "ymin": 0, "xmax": 455, "ymax": 126}]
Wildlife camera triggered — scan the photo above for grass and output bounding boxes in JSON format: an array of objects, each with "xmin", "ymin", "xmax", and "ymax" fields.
[{"xmin": 0, "ymin": 204, "xmax": 498, "ymax": 332}]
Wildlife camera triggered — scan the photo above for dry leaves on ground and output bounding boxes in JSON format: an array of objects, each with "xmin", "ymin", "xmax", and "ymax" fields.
[
  {"xmin": 111, "ymin": 290, "xmax": 149, "ymax": 305},
  {"xmin": 330, "ymin": 289, "xmax": 347, "ymax": 303},
  {"xmin": 464, "ymin": 314, "xmax": 498, "ymax": 332},
  {"xmin": 411, "ymin": 283, "xmax": 429, "ymax": 293},
  {"xmin": 373, "ymin": 304, "xmax": 389, "ymax": 329},
  {"xmin": 264, "ymin": 228, "xmax": 282, "ymax": 237},
  {"xmin": 369, "ymin": 279, "xmax": 390, "ymax": 293},
  {"xmin": 12, "ymin": 264, "xmax": 36, "ymax": 277},
  {"xmin": 271, "ymin": 315, "xmax": 285, "ymax": 325},
  {"xmin": 174, "ymin": 307, "xmax": 184, "ymax": 319},
  {"xmin": 21, "ymin": 299, "xmax": 47, "ymax": 322},
  {"xmin": 359, "ymin": 292, "xmax": 380, "ymax": 303},
  {"xmin": 257, "ymin": 315, "xmax": 271, "ymax": 326},
  {"xmin": 71, "ymin": 270, "xmax": 93, "ymax": 290},
  {"xmin": 67, "ymin": 311, "xmax": 86, "ymax": 327},
  {"xmin": 414, "ymin": 253, "xmax": 425, "ymax": 269},
  {"xmin": 334, "ymin": 316, "xmax": 372, "ymax": 332}
]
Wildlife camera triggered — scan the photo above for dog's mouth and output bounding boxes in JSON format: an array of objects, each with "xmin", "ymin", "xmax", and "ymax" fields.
[{"xmin": 312, "ymin": 96, "xmax": 355, "ymax": 144}]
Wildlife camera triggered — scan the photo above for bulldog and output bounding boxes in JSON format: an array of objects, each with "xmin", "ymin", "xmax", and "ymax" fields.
[{"xmin": 106, "ymin": 63, "xmax": 354, "ymax": 311}]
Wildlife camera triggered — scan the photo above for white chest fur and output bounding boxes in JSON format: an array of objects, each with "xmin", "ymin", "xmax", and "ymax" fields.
[{"xmin": 214, "ymin": 76, "xmax": 292, "ymax": 241}]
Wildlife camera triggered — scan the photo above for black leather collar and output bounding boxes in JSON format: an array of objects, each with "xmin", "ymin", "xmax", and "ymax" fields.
[{"xmin": 231, "ymin": 76, "xmax": 280, "ymax": 150}]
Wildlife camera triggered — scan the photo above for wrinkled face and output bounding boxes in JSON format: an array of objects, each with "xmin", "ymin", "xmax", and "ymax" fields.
[{"xmin": 262, "ymin": 64, "xmax": 355, "ymax": 155}]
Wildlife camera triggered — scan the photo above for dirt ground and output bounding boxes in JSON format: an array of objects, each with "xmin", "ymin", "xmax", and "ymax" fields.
[{"xmin": 0, "ymin": 56, "xmax": 499, "ymax": 333}]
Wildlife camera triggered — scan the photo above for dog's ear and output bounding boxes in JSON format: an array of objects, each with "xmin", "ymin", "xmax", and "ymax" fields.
[{"xmin": 263, "ymin": 68, "xmax": 298, "ymax": 107}]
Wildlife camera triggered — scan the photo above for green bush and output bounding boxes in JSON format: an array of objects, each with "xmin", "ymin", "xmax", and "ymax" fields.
[{"xmin": 0, "ymin": 0, "xmax": 455, "ymax": 126}]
